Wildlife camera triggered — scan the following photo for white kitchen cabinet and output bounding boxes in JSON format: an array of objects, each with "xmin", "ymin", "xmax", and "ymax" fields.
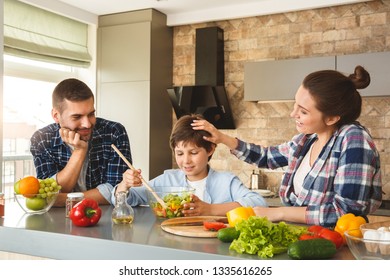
[
  {"xmin": 99, "ymin": 22, "xmax": 150, "ymax": 83},
  {"xmin": 337, "ymin": 52, "xmax": 390, "ymax": 97},
  {"xmin": 97, "ymin": 9, "xmax": 173, "ymax": 180},
  {"xmin": 245, "ymin": 52, "xmax": 390, "ymax": 101},
  {"xmin": 244, "ymin": 56, "xmax": 336, "ymax": 102}
]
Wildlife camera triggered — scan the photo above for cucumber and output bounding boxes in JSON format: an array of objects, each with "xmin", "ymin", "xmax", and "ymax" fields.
[
  {"xmin": 287, "ymin": 238, "xmax": 337, "ymax": 260},
  {"xmin": 217, "ymin": 227, "xmax": 240, "ymax": 243}
]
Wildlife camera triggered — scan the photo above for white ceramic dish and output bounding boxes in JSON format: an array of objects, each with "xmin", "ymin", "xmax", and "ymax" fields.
[{"xmin": 252, "ymin": 189, "xmax": 275, "ymax": 197}]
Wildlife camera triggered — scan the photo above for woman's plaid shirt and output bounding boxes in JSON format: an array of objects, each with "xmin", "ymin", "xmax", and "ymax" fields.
[{"xmin": 232, "ymin": 123, "xmax": 382, "ymax": 227}]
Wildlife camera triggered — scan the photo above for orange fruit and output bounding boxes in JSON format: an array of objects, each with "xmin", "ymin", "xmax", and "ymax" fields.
[{"xmin": 18, "ymin": 176, "xmax": 40, "ymax": 197}]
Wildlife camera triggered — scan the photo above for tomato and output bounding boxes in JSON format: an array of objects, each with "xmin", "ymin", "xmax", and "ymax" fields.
[
  {"xmin": 318, "ymin": 228, "xmax": 344, "ymax": 249},
  {"xmin": 304, "ymin": 225, "xmax": 344, "ymax": 248},
  {"xmin": 308, "ymin": 225, "xmax": 325, "ymax": 236},
  {"xmin": 203, "ymin": 221, "xmax": 227, "ymax": 231},
  {"xmin": 299, "ymin": 234, "xmax": 320, "ymax": 241}
]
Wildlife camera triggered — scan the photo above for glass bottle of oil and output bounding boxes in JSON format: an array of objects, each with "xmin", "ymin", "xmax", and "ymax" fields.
[{"xmin": 112, "ymin": 191, "xmax": 134, "ymax": 224}]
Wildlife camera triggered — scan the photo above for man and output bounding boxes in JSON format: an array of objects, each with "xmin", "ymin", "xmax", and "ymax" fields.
[{"xmin": 30, "ymin": 78, "xmax": 132, "ymax": 206}]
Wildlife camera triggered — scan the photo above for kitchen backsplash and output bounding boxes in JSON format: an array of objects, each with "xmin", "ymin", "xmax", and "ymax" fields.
[{"xmin": 171, "ymin": 0, "xmax": 390, "ymax": 200}]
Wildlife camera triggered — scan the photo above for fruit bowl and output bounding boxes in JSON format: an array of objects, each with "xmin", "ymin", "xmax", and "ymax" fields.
[
  {"xmin": 344, "ymin": 221, "xmax": 390, "ymax": 260},
  {"xmin": 147, "ymin": 186, "xmax": 195, "ymax": 219},
  {"xmin": 14, "ymin": 191, "xmax": 59, "ymax": 215},
  {"xmin": 14, "ymin": 177, "xmax": 62, "ymax": 215}
]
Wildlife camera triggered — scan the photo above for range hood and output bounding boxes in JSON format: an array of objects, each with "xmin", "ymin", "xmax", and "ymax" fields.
[{"xmin": 167, "ymin": 27, "xmax": 235, "ymax": 129}]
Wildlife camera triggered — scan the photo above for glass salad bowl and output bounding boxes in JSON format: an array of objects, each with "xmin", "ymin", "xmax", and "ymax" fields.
[{"xmin": 147, "ymin": 186, "xmax": 195, "ymax": 219}]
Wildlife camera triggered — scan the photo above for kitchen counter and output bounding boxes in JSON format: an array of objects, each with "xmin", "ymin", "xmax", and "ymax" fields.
[
  {"xmin": 0, "ymin": 199, "xmax": 358, "ymax": 260},
  {"xmin": 266, "ymin": 197, "xmax": 390, "ymax": 217}
]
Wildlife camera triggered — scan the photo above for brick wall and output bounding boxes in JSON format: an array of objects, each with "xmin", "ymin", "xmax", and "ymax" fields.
[{"xmin": 172, "ymin": 0, "xmax": 390, "ymax": 200}]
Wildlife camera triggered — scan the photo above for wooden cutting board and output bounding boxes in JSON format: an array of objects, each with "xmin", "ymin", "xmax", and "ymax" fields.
[{"xmin": 160, "ymin": 216, "xmax": 228, "ymax": 238}]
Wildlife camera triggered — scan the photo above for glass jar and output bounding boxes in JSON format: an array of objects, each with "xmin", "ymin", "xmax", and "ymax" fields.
[
  {"xmin": 66, "ymin": 192, "xmax": 84, "ymax": 217},
  {"xmin": 112, "ymin": 191, "xmax": 134, "ymax": 224},
  {"xmin": 0, "ymin": 192, "xmax": 5, "ymax": 218}
]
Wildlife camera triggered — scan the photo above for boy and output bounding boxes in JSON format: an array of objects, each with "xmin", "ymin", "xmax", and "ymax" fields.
[{"xmin": 112, "ymin": 114, "xmax": 267, "ymax": 216}]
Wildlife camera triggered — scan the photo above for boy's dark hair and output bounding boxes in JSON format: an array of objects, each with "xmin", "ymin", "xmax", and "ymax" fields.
[
  {"xmin": 170, "ymin": 114, "xmax": 216, "ymax": 161},
  {"xmin": 52, "ymin": 78, "xmax": 94, "ymax": 113}
]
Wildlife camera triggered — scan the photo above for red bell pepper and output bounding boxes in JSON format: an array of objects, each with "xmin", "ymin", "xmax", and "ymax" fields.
[{"xmin": 69, "ymin": 198, "xmax": 102, "ymax": 227}]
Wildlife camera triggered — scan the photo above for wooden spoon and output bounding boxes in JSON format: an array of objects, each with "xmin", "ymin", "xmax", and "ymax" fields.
[{"xmin": 111, "ymin": 144, "xmax": 167, "ymax": 209}]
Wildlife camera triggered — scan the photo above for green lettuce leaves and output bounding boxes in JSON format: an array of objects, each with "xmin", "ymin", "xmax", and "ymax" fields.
[{"xmin": 229, "ymin": 216, "xmax": 307, "ymax": 258}]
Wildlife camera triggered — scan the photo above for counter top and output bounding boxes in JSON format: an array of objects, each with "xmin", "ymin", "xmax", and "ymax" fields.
[
  {"xmin": 0, "ymin": 199, "xmax": 356, "ymax": 260},
  {"xmin": 265, "ymin": 197, "xmax": 390, "ymax": 216}
]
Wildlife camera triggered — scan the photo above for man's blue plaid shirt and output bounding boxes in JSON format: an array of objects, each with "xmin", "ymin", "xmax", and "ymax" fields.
[{"xmin": 30, "ymin": 117, "xmax": 132, "ymax": 195}]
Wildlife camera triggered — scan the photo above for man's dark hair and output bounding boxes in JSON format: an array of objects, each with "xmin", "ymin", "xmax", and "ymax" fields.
[{"xmin": 52, "ymin": 78, "xmax": 94, "ymax": 113}]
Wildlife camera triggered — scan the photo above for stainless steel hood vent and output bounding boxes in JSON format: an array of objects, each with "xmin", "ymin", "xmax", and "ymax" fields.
[{"xmin": 167, "ymin": 27, "xmax": 235, "ymax": 129}]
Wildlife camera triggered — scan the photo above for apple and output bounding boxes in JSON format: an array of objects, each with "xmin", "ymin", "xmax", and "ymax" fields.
[
  {"xmin": 14, "ymin": 179, "xmax": 21, "ymax": 194},
  {"xmin": 25, "ymin": 197, "xmax": 47, "ymax": 211}
]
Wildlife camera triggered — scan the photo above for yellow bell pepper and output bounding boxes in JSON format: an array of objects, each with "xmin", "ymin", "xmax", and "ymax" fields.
[
  {"xmin": 226, "ymin": 206, "xmax": 255, "ymax": 227},
  {"xmin": 334, "ymin": 213, "xmax": 367, "ymax": 241}
]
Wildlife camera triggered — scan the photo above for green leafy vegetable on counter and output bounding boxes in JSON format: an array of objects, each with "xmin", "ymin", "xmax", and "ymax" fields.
[{"xmin": 229, "ymin": 216, "xmax": 307, "ymax": 258}]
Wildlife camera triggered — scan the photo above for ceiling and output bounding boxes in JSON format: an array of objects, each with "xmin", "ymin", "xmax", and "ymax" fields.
[{"xmin": 51, "ymin": 0, "xmax": 368, "ymax": 26}]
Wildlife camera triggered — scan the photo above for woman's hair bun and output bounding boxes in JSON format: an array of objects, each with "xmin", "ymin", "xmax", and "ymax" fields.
[{"xmin": 348, "ymin": 65, "xmax": 370, "ymax": 90}]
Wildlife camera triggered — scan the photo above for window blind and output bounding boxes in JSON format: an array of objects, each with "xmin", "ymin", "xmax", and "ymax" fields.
[{"xmin": 4, "ymin": 0, "xmax": 92, "ymax": 67}]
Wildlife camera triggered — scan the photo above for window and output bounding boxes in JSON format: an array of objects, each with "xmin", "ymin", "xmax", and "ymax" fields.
[
  {"xmin": 2, "ymin": 56, "xmax": 79, "ymax": 198},
  {"xmin": 4, "ymin": 0, "xmax": 92, "ymax": 67},
  {"xmin": 2, "ymin": 66, "xmax": 97, "ymax": 198},
  {"xmin": 1, "ymin": 2, "xmax": 96, "ymax": 198}
]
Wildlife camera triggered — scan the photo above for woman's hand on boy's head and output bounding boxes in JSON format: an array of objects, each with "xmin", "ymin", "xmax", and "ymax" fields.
[
  {"xmin": 191, "ymin": 119, "xmax": 221, "ymax": 144},
  {"xmin": 192, "ymin": 119, "xmax": 239, "ymax": 150}
]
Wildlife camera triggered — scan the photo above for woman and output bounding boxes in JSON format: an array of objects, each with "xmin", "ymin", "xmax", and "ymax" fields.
[{"xmin": 192, "ymin": 66, "xmax": 382, "ymax": 226}]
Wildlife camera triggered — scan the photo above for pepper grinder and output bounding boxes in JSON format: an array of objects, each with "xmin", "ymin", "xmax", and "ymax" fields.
[{"xmin": 250, "ymin": 170, "xmax": 259, "ymax": 190}]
